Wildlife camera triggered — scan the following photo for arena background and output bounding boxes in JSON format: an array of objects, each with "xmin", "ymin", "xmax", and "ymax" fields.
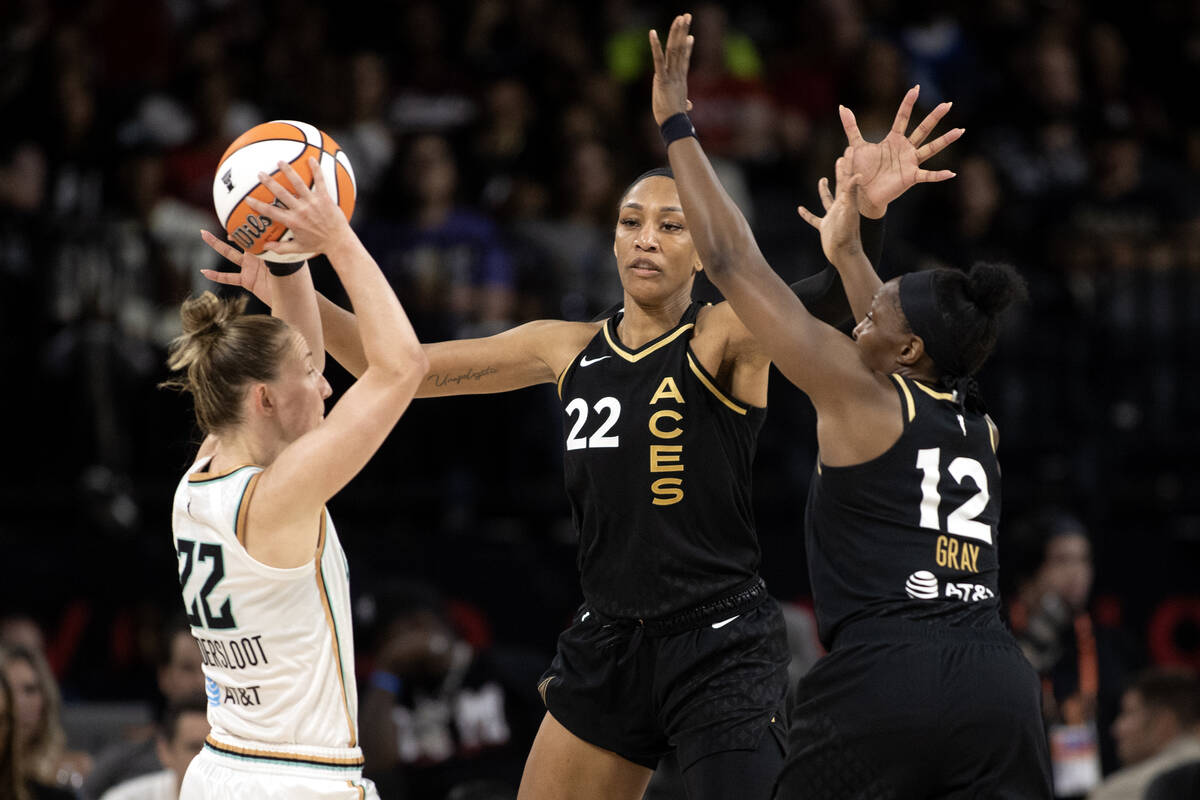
[{"xmin": 1, "ymin": 0, "xmax": 1198, "ymax": 783}]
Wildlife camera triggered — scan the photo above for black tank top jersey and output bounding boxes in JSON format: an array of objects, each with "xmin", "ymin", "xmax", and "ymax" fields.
[
  {"xmin": 805, "ymin": 374, "xmax": 1007, "ymax": 648},
  {"xmin": 558, "ymin": 302, "xmax": 766, "ymax": 620}
]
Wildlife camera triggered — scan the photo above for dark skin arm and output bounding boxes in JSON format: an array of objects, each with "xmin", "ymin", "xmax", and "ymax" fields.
[
  {"xmin": 798, "ymin": 89, "xmax": 961, "ymax": 322},
  {"xmin": 650, "ymin": 15, "xmax": 959, "ymax": 464},
  {"xmin": 203, "ymin": 255, "xmax": 598, "ymax": 396}
]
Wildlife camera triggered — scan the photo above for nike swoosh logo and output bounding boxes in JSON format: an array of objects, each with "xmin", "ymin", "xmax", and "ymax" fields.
[
  {"xmin": 711, "ymin": 615, "xmax": 740, "ymax": 629},
  {"xmin": 579, "ymin": 355, "xmax": 611, "ymax": 367}
]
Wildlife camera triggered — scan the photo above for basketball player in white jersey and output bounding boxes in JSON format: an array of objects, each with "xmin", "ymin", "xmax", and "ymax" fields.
[{"xmin": 164, "ymin": 158, "xmax": 426, "ymax": 799}]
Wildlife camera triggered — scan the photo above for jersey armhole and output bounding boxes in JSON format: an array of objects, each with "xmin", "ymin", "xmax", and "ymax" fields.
[
  {"xmin": 889, "ymin": 374, "xmax": 916, "ymax": 426},
  {"xmin": 234, "ymin": 472, "xmax": 263, "ymax": 547},
  {"xmin": 556, "ymin": 360, "xmax": 573, "ymax": 399},
  {"xmin": 685, "ymin": 348, "xmax": 758, "ymax": 415}
]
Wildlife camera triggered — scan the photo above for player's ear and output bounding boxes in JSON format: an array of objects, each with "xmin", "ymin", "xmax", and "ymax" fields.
[
  {"xmin": 251, "ymin": 383, "xmax": 274, "ymax": 416},
  {"xmin": 897, "ymin": 335, "xmax": 924, "ymax": 367}
]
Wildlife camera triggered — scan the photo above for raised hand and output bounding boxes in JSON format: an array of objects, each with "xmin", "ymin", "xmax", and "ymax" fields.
[
  {"xmin": 840, "ymin": 85, "xmax": 963, "ymax": 219},
  {"xmin": 649, "ymin": 14, "xmax": 695, "ymax": 126},
  {"xmin": 200, "ymin": 229, "xmax": 275, "ymax": 307},
  {"xmin": 247, "ymin": 157, "xmax": 353, "ymax": 257},
  {"xmin": 798, "ymin": 147, "xmax": 865, "ymax": 266}
]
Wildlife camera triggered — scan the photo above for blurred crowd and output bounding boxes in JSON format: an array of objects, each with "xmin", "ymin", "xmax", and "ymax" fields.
[{"xmin": 2, "ymin": 0, "xmax": 1200, "ymax": 798}]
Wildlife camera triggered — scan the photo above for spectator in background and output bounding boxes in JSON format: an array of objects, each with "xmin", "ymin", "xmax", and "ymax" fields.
[
  {"xmin": 81, "ymin": 619, "xmax": 202, "ymax": 800},
  {"xmin": 1007, "ymin": 509, "xmax": 1134, "ymax": 797},
  {"xmin": 0, "ymin": 666, "xmax": 24, "ymax": 800},
  {"xmin": 98, "ymin": 695, "xmax": 208, "ymax": 800},
  {"xmin": 1, "ymin": 667, "xmax": 74, "ymax": 800},
  {"xmin": 0, "ymin": 646, "xmax": 77, "ymax": 799},
  {"xmin": 358, "ymin": 581, "xmax": 543, "ymax": 800},
  {"xmin": 1089, "ymin": 667, "xmax": 1200, "ymax": 800},
  {"xmin": 684, "ymin": 3, "xmax": 773, "ymax": 162},
  {"xmin": 365, "ymin": 133, "xmax": 515, "ymax": 340},
  {"xmin": 0, "ymin": 617, "xmax": 44, "ymax": 659},
  {"xmin": 329, "ymin": 51, "xmax": 396, "ymax": 220},
  {"xmin": 984, "ymin": 31, "xmax": 1089, "ymax": 201},
  {"xmin": 510, "ymin": 138, "xmax": 625, "ymax": 321}
]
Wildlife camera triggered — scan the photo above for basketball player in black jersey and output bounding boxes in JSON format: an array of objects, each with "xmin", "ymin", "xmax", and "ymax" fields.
[
  {"xmin": 652, "ymin": 14, "xmax": 1053, "ymax": 798},
  {"xmin": 203, "ymin": 121, "xmax": 958, "ymax": 800}
]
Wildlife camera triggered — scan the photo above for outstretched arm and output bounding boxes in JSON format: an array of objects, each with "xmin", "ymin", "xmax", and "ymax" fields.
[
  {"xmin": 203, "ymin": 242, "xmax": 593, "ymax": 394},
  {"xmin": 237, "ymin": 159, "xmax": 427, "ymax": 567},
  {"xmin": 650, "ymin": 15, "xmax": 861, "ymax": 403},
  {"xmin": 798, "ymin": 88, "xmax": 961, "ymax": 321}
]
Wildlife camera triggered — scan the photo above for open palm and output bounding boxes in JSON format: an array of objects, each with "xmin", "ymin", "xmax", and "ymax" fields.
[{"xmin": 841, "ymin": 85, "xmax": 963, "ymax": 219}]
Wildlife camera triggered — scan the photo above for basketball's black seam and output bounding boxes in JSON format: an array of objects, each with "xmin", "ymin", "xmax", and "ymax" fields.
[{"xmin": 219, "ymin": 142, "xmax": 334, "ymax": 227}]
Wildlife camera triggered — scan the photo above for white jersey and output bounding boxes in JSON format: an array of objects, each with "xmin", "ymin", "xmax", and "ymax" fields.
[{"xmin": 172, "ymin": 457, "xmax": 364, "ymax": 778}]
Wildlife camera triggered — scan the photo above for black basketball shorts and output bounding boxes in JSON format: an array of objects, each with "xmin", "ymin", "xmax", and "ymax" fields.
[
  {"xmin": 538, "ymin": 586, "xmax": 790, "ymax": 771},
  {"xmin": 774, "ymin": 619, "xmax": 1053, "ymax": 800}
]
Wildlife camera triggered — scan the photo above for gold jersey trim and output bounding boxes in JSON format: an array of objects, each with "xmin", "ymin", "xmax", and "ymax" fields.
[
  {"xmin": 601, "ymin": 321, "xmax": 695, "ymax": 363},
  {"xmin": 234, "ymin": 472, "xmax": 262, "ymax": 547},
  {"xmin": 314, "ymin": 511, "xmax": 357, "ymax": 748},
  {"xmin": 985, "ymin": 414, "xmax": 999, "ymax": 453},
  {"xmin": 204, "ymin": 734, "xmax": 364, "ymax": 769},
  {"xmin": 911, "ymin": 380, "xmax": 957, "ymax": 402},
  {"xmin": 685, "ymin": 353, "xmax": 748, "ymax": 415},
  {"xmin": 556, "ymin": 363, "xmax": 570, "ymax": 399},
  {"xmin": 890, "ymin": 374, "xmax": 916, "ymax": 422}
]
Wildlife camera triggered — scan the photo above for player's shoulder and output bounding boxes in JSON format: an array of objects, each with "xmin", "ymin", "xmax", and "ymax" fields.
[{"xmin": 694, "ymin": 300, "xmax": 764, "ymax": 365}]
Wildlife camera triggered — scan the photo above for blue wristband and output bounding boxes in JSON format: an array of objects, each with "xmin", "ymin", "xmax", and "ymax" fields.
[
  {"xmin": 660, "ymin": 112, "xmax": 697, "ymax": 147},
  {"xmin": 369, "ymin": 670, "xmax": 402, "ymax": 694}
]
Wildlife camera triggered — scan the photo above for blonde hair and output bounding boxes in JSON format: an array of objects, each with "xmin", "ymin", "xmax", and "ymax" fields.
[
  {"xmin": 0, "ymin": 645, "xmax": 64, "ymax": 788},
  {"xmin": 160, "ymin": 292, "xmax": 291, "ymax": 434}
]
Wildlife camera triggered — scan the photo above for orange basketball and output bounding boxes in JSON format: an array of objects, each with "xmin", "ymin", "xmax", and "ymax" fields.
[{"xmin": 212, "ymin": 120, "xmax": 356, "ymax": 263}]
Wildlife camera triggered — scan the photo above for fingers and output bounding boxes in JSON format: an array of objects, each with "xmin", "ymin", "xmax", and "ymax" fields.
[
  {"xmin": 796, "ymin": 205, "xmax": 821, "ymax": 231},
  {"xmin": 844, "ymin": 172, "xmax": 863, "ymax": 202},
  {"xmin": 839, "ymin": 105, "xmax": 864, "ymax": 146},
  {"xmin": 915, "ymin": 167, "xmax": 957, "ymax": 183},
  {"xmin": 200, "ymin": 268, "xmax": 242, "ymax": 286},
  {"xmin": 834, "ymin": 148, "xmax": 851, "ymax": 185},
  {"xmin": 666, "ymin": 14, "xmax": 692, "ymax": 70},
  {"xmin": 909, "ymin": 101, "xmax": 951, "ymax": 147},
  {"xmin": 890, "ymin": 85, "xmax": 920, "ymax": 136},
  {"xmin": 915, "ymin": 127, "xmax": 964, "ymax": 163},
  {"xmin": 649, "ymin": 29, "xmax": 665, "ymax": 73},
  {"xmin": 817, "ymin": 177, "xmax": 833, "ymax": 211},
  {"xmin": 257, "ymin": 168, "xmax": 296, "ymax": 207},
  {"xmin": 200, "ymin": 229, "xmax": 244, "ymax": 263},
  {"xmin": 277, "ymin": 158, "xmax": 311, "ymax": 199},
  {"xmin": 306, "ymin": 156, "xmax": 330, "ymax": 199}
]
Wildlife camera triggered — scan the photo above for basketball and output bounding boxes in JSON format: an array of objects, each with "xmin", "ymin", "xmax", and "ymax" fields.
[{"xmin": 212, "ymin": 120, "xmax": 357, "ymax": 263}]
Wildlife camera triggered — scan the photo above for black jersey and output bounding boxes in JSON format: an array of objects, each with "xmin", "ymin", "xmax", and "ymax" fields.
[
  {"xmin": 558, "ymin": 302, "xmax": 766, "ymax": 620},
  {"xmin": 805, "ymin": 374, "xmax": 1006, "ymax": 647}
]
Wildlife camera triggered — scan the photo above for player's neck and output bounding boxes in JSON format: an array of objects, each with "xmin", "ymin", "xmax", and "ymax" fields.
[
  {"xmin": 209, "ymin": 427, "xmax": 282, "ymax": 472},
  {"xmin": 619, "ymin": 292, "xmax": 691, "ymax": 349}
]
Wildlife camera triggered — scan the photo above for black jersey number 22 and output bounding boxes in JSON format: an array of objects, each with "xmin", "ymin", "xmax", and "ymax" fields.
[{"xmin": 176, "ymin": 538, "xmax": 237, "ymax": 629}]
